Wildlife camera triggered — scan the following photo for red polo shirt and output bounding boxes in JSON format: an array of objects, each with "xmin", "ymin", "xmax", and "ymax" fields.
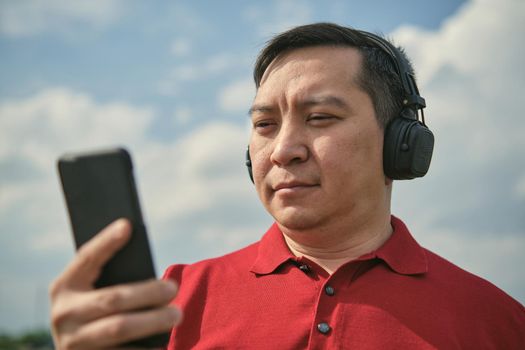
[{"xmin": 163, "ymin": 216, "xmax": 525, "ymax": 349}]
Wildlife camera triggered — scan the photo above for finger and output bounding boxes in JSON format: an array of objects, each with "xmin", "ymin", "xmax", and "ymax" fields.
[
  {"xmin": 59, "ymin": 218, "xmax": 132, "ymax": 290},
  {"xmin": 63, "ymin": 306, "xmax": 181, "ymax": 348},
  {"xmin": 60, "ymin": 279, "xmax": 178, "ymax": 322}
]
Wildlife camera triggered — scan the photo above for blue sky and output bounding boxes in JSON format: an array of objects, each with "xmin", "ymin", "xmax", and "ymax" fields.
[{"xmin": 1, "ymin": 0, "xmax": 524, "ymax": 333}]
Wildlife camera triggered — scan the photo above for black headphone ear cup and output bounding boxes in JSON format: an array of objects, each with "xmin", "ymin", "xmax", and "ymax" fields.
[
  {"xmin": 383, "ymin": 117, "xmax": 404, "ymax": 179},
  {"xmin": 383, "ymin": 114, "xmax": 434, "ymax": 180},
  {"xmin": 245, "ymin": 148, "xmax": 254, "ymax": 183}
]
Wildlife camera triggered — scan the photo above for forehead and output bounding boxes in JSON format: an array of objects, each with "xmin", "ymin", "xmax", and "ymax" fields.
[{"xmin": 257, "ymin": 46, "xmax": 363, "ymax": 97}]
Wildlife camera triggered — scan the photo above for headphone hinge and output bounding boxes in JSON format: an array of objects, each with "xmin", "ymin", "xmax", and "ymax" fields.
[{"xmin": 403, "ymin": 95, "xmax": 426, "ymax": 109}]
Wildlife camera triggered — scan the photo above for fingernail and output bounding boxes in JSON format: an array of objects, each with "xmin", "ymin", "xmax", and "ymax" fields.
[
  {"xmin": 164, "ymin": 280, "xmax": 178, "ymax": 294},
  {"xmin": 114, "ymin": 218, "xmax": 127, "ymax": 229},
  {"xmin": 169, "ymin": 307, "xmax": 183, "ymax": 325},
  {"xmin": 110, "ymin": 219, "xmax": 129, "ymax": 238}
]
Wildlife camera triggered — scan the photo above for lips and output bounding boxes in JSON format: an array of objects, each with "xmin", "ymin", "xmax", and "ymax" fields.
[{"xmin": 273, "ymin": 181, "xmax": 318, "ymax": 191}]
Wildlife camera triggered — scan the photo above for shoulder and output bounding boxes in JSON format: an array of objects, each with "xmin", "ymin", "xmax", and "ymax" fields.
[
  {"xmin": 422, "ymin": 247, "xmax": 525, "ymax": 334},
  {"xmin": 392, "ymin": 216, "xmax": 522, "ymax": 313},
  {"xmin": 424, "ymin": 247, "xmax": 519, "ymax": 303}
]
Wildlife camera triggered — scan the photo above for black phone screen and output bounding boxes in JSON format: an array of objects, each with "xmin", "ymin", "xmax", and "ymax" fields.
[
  {"xmin": 57, "ymin": 147, "xmax": 170, "ymax": 347},
  {"xmin": 58, "ymin": 147, "xmax": 156, "ymax": 288}
]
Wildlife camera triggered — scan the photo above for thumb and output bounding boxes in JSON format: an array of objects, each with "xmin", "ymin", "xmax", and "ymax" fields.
[{"xmin": 62, "ymin": 218, "xmax": 132, "ymax": 290}]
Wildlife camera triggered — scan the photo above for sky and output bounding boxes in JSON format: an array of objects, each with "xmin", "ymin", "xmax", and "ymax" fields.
[{"xmin": 0, "ymin": 0, "xmax": 524, "ymax": 333}]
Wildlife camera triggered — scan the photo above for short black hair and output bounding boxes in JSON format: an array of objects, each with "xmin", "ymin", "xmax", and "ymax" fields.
[{"xmin": 253, "ymin": 22, "xmax": 414, "ymax": 129}]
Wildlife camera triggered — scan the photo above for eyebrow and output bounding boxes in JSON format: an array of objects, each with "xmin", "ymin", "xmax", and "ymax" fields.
[
  {"xmin": 248, "ymin": 95, "xmax": 350, "ymax": 117},
  {"xmin": 248, "ymin": 105, "xmax": 275, "ymax": 116},
  {"xmin": 299, "ymin": 95, "xmax": 350, "ymax": 110}
]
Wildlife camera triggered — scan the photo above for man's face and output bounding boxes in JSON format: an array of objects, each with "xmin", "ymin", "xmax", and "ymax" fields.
[{"xmin": 249, "ymin": 46, "xmax": 389, "ymax": 232}]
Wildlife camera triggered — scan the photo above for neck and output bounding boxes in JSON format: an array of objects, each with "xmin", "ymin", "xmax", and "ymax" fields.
[{"xmin": 280, "ymin": 212, "xmax": 393, "ymax": 275}]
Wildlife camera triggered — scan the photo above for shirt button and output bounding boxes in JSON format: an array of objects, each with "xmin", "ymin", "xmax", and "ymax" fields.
[
  {"xmin": 299, "ymin": 264, "xmax": 311, "ymax": 273},
  {"xmin": 324, "ymin": 285, "xmax": 335, "ymax": 296},
  {"xmin": 317, "ymin": 322, "xmax": 331, "ymax": 334}
]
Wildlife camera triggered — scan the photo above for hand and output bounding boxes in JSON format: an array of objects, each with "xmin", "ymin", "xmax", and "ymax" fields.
[{"xmin": 49, "ymin": 219, "xmax": 182, "ymax": 349}]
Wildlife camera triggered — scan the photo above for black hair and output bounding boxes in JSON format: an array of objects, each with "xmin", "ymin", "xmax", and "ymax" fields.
[{"xmin": 253, "ymin": 22, "xmax": 414, "ymax": 129}]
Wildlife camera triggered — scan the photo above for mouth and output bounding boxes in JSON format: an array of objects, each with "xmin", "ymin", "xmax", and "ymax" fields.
[{"xmin": 273, "ymin": 181, "xmax": 319, "ymax": 192}]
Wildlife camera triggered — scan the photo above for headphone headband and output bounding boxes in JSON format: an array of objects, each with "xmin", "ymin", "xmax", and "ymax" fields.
[{"xmin": 357, "ymin": 30, "xmax": 426, "ymax": 111}]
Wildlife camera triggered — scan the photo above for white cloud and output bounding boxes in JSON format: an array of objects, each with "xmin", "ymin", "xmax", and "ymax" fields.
[
  {"xmin": 0, "ymin": 87, "xmax": 256, "ymax": 252},
  {"xmin": 393, "ymin": 0, "xmax": 525, "ymax": 89},
  {"xmin": 206, "ymin": 53, "xmax": 236, "ymax": 74},
  {"xmin": 0, "ymin": 0, "xmax": 124, "ymax": 37},
  {"xmin": 173, "ymin": 106, "xmax": 193, "ymax": 125},
  {"xmin": 515, "ymin": 174, "xmax": 525, "ymax": 200},
  {"xmin": 0, "ymin": 87, "xmax": 155, "ymax": 255},
  {"xmin": 390, "ymin": 0, "xmax": 525, "ymax": 167},
  {"xmin": 243, "ymin": 0, "xmax": 312, "ymax": 38},
  {"xmin": 158, "ymin": 52, "xmax": 252, "ymax": 96},
  {"xmin": 0, "ymin": 87, "xmax": 262, "ymax": 331},
  {"xmin": 138, "ymin": 122, "xmax": 251, "ymax": 223},
  {"xmin": 218, "ymin": 79, "xmax": 255, "ymax": 113},
  {"xmin": 170, "ymin": 38, "xmax": 192, "ymax": 57},
  {"xmin": 389, "ymin": 0, "xmax": 525, "ymax": 302},
  {"xmin": 0, "ymin": 87, "xmax": 153, "ymax": 172}
]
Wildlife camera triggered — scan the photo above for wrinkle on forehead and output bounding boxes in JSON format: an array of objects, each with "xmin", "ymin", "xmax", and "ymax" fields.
[
  {"xmin": 250, "ymin": 92, "xmax": 354, "ymax": 118},
  {"xmin": 254, "ymin": 47, "xmax": 363, "ymax": 116},
  {"xmin": 258, "ymin": 46, "xmax": 363, "ymax": 89}
]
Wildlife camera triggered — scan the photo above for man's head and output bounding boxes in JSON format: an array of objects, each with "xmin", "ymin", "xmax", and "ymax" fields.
[
  {"xmin": 247, "ymin": 23, "xmax": 426, "ymax": 236},
  {"xmin": 253, "ymin": 22, "xmax": 414, "ymax": 129}
]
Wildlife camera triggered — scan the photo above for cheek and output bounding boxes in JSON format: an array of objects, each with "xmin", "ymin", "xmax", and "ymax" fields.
[
  {"xmin": 351, "ymin": 128, "xmax": 386, "ymax": 187},
  {"xmin": 251, "ymin": 148, "xmax": 269, "ymax": 175},
  {"xmin": 249, "ymin": 139, "xmax": 272, "ymax": 190},
  {"xmin": 312, "ymin": 127, "xmax": 383, "ymax": 182},
  {"xmin": 312, "ymin": 132, "xmax": 356, "ymax": 169}
]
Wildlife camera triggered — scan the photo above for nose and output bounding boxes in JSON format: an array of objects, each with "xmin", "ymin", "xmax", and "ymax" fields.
[{"xmin": 270, "ymin": 121, "xmax": 309, "ymax": 167}]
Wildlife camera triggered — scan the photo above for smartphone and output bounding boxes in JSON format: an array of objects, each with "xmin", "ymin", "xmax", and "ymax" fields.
[{"xmin": 58, "ymin": 147, "xmax": 170, "ymax": 347}]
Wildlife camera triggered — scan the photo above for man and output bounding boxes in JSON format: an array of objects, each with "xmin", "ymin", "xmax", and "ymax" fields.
[{"xmin": 50, "ymin": 23, "xmax": 525, "ymax": 349}]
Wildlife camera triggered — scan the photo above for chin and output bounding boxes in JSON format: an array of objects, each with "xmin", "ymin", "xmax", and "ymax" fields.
[{"xmin": 271, "ymin": 206, "xmax": 323, "ymax": 231}]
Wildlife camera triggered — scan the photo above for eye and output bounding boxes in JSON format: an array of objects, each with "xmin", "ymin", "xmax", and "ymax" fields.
[
  {"xmin": 308, "ymin": 114, "xmax": 332, "ymax": 120},
  {"xmin": 307, "ymin": 114, "xmax": 338, "ymax": 125},
  {"xmin": 253, "ymin": 119, "xmax": 277, "ymax": 134},
  {"xmin": 254, "ymin": 120, "xmax": 273, "ymax": 128}
]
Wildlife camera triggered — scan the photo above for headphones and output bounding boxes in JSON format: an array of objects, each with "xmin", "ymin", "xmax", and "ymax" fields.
[{"xmin": 246, "ymin": 30, "xmax": 434, "ymax": 182}]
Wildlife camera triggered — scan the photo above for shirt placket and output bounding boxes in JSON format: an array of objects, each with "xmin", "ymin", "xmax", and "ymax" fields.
[{"xmin": 307, "ymin": 262, "xmax": 364, "ymax": 350}]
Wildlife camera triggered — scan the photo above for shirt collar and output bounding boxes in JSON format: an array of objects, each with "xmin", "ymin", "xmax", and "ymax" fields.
[
  {"xmin": 250, "ymin": 222, "xmax": 295, "ymax": 275},
  {"xmin": 250, "ymin": 216, "xmax": 428, "ymax": 276},
  {"xmin": 366, "ymin": 215, "xmax": 428, "ymax": 275}
]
